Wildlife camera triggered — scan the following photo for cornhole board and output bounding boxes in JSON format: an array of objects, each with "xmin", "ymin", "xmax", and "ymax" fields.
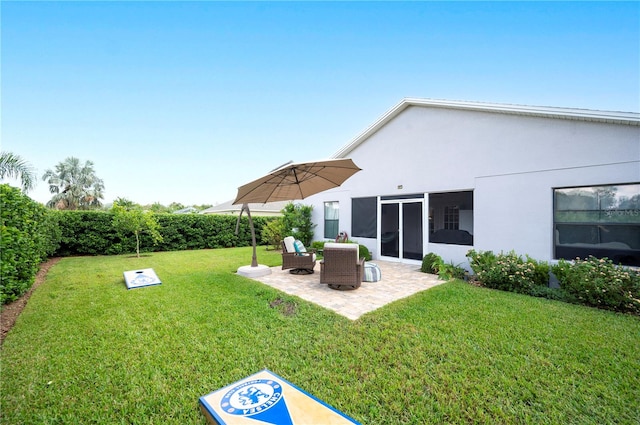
[
  {"xmin": 199, "ymin": 369, "xmax": 361, "ymax": 425},
  {"xmin": 123, "ymin": 268, "xmax": 161, "ymax": 290}
]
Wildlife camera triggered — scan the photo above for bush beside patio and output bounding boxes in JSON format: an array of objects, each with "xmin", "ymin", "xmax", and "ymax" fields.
[
  {"xmin": 466, "ymin": 249, "xmax": 640, "ymax": 315},
  {"xmin": 1, "ymin": 247, "xmax": 638, "ymax": 424}
]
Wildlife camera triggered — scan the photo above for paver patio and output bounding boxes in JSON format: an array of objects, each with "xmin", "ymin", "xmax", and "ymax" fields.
[{"xmin": 250, "ymin": 260, "xmax": 444, "ymax": 320}]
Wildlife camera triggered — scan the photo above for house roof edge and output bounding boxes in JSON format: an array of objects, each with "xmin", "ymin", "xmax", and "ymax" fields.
[{"xmin": 332, "ymin": 98, "xmax": 640, "ymax": 158}]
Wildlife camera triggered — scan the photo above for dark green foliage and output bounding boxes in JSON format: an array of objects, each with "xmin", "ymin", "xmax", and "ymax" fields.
[
  {"xmin": 1, "ymin": 185, "xmax": 60, "ymax": 304},
  {"xmin": 111, "ymin": 202, "xmax": 163, "ymax": 257},
  {"xmin": 310, "ymin": 240, "xmax": 327, "ymax": 251},
  {"xmin": 465, "ymin": 249, "xmax": 496, "ymax": 274},
  {"xmin": 421, "ymin": 253, "xmax": 465, "ymax": 280},
  {"xmin": 357, "ymin": 243, "xmax": 372, "ymax": 261},
  {"xmin": 315, "ymin": 238, "xmax": 372, "ymax": 261},
  {"xmin": 421, "ymin": 252, "xmax": 443, "ymax": 274},
  {"xmin": 467, "ymin": 249, "xmax": 549, "ymax": 295},
  {"xmin": 52, "ymin": 210, "xmax": 275, "ymax": 256},
  {"xmin": 54, "ymin": 210, "xmax": 120, "ymax": 256},
  {"xmin": 281, "ymin": 203, "xmax": 315, "ymax": 246},
  {"xmin": 552, "ymin": 256, "xmax": 640, "ymax": 314},
  {"xmin": 438, "ymin": 261, "xmax": 467, "ymax": 280},
  {"xmin": 528, "ymin": 285, "xmax": 576, "ymax": 303},
  {"xmin": 529, "ymin": 255, "xmax": 552, "ymax": 286},
  {"xmin": 467, "ymin": 249, "xmax": 640, "ymax": 315},
  {"xmin": 261, "ymin": 217, "xmax": 285, "ymax": 250}
]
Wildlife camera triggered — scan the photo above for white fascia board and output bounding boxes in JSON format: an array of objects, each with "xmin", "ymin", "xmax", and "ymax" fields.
[{"xmin": 332, "ymin": 98, "xmax": 640, "ymax": 159}]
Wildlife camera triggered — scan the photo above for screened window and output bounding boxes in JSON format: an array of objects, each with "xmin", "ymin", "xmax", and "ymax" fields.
[
  {"xmin": 429, "ymin": 191, "xmax": 473, "ymax": 245},
  {"xmin": 554, "ymin": 183, "xmax": 640, "ymax": 266},
  {"xmin": 324, "ymin": 201, "xmax": 339, "ymax": 239},
  {"xmin": 352, "ymin": 197, "xmax": 377, "ymax": 238}
]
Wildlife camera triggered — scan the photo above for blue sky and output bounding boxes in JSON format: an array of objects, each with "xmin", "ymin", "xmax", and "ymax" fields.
[{"xmin": 2, "ymin": 1, "xmax": 639, "ymax": 207}]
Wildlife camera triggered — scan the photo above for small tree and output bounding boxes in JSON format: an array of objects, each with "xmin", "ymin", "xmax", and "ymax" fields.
[
  {"xmin": 281, "ymin": 203, "xmax": 315, "ymax": 246},
  {"xmin": 111, "ymin": 202, "xmax": 163, "ymax": 257}
]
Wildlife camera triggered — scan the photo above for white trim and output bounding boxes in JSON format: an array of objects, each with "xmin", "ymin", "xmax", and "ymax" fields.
[
  {"xmin": 379, "ymin": 197, "xmax": 425, "ymax": 263},
  {"xmin": 332, "ymin": 98, "xmax": 640, "ymax": 158}
]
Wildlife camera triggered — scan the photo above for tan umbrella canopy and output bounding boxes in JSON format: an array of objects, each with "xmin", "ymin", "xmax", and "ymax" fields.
[
  {"xmin": 233, "ymin": 158, "xmax": 362, "ymax": 205},
  {"xmin": 233, "ymin": 158, "xmax": 361, "ymax": 273}
]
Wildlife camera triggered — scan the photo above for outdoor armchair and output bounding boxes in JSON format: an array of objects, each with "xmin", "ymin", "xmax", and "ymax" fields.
[
  {"xmin": 320, "ymin": 242, "xmax": 365, "ymax": 290},
  {"xmin": 281, "ymin": 236, "xmax": 317, "ymax": 274}
]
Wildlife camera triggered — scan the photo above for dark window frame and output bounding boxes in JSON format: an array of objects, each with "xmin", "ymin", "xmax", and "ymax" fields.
[
  {"xmin": 553, "ymin": 183, "xmax": 640, "ymax": 266},
  {"xmin": 428, "ymin": 191, "xmax": 473, "ymax": 246}
]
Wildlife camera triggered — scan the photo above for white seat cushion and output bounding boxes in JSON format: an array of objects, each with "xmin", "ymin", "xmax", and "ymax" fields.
[
  {"xmin": 323, "ymin": 242, "xmax": 359, "ymax": 260},
  {"xmin": 283, "ymin": 236, "xmax": 296, "ymax": 253}
]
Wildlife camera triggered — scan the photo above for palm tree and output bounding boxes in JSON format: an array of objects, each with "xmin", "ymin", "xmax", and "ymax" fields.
[
  {"xmin": 0, "ymin": 151, "xmax": 37, "ymax": 192},
  {"xmin": 42, "ymin": 157, "xmax": 105, "ymax": 210}
]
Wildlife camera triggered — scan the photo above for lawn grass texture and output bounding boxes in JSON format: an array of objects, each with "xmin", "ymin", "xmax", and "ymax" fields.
[{"xmin": 1, "ymin": 247, "xmax": 639, "ymax": 424}]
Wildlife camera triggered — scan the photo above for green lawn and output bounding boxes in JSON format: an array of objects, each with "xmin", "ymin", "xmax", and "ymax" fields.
[{"xmin": 1, "ymin": 247, "xmax": 639, "ymax": 424}]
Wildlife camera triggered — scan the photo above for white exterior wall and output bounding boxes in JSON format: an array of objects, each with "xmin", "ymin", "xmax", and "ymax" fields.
[{"xmin": 307, "ymin": 103, "xmax": 640, "ymax": 267}]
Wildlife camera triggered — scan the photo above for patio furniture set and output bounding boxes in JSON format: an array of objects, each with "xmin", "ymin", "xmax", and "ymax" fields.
[{"xmin": 281, "ymin": 237, "xmax": 380, "ymax": 290}]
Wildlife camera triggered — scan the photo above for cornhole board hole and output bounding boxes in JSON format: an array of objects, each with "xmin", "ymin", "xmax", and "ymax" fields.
[
  {"xmin": 199, "ymin": 369, "xmax": 360, "ymax": 425},
  {"xmin": 123, "ymin": 268, "xmax": 161, "ymax": 290}
]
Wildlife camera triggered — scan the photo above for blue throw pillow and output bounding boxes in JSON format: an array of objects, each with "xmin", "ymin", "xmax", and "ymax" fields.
[{"xmin": 293, "ymin": 240, "xmax": 307, "ymax": 255}]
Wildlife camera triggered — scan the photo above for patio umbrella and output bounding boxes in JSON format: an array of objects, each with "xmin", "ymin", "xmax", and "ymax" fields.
[
  {"xmin": 233, "ymin": 158, "xmax": 362, "ymax": 205},
  {"xmin": 233, "ymin": 158, "xmax": 362, "ymax": 274}
]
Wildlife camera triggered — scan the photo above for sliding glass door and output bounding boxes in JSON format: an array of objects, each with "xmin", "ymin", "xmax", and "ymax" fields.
[{"xmin": 380, "ymin": 200, "xmax": 423, "ymax": 261}]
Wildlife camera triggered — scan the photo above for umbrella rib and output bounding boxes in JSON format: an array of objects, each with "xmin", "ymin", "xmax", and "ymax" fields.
[{"xmin": 291, "ymin": 168, "xmax": 305, "ymax": 198}]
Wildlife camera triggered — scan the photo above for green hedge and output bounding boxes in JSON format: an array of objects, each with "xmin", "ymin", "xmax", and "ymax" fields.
[
  {"xmin": 1, "ymin": 195, "xmax": 274, "ymax": 305},
  {"xmin": 1, "ymin": 185, "xmax": 60, "ymax": 304},
  {"xmin": 53, "ymin": 210, "xmax": 274, "ymax": 256}
]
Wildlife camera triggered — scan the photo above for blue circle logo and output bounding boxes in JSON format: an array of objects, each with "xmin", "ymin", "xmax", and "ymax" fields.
[{"xmin": 220, "ymin": 379, "xmax": 283, "ymax": 416}]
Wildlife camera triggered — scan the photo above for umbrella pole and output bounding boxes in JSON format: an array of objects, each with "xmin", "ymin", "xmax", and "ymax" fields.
[{"xmin": 236, "ymin": 203, "xmax": 258, "ymax": 267}]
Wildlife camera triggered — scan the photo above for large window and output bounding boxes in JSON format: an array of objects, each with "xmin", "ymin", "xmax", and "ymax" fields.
[
  {"xmin": 324, "ymin": 201, "xmax": 339, "ymax": 239},
  {"xmin": 352, "ymin": 197, "xmax": 377, "ymax": 238},
  {"xmin": 429, "ymin": 191, "xmax": 473, "ymax": 245},
  {"xmin": 554, "ymin": 183, "xmax": 640, "ymax": 266}
]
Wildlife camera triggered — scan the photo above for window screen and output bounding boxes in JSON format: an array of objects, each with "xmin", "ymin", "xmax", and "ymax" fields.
[
  {"xmin": 352, "ymin": 197, "xmax": 377, "ymax": 238},
  {"xmin": 428, "ymin": 191, "xmax": 473, "ymax": 246}
]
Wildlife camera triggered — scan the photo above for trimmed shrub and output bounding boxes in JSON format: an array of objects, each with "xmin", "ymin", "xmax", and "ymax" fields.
[
  {"xmin": 1, "ymin": 185, "xmax": 59, "ymax": 304},
  {"xmin": 438, "ymin": 261, "xmax": 467, "ymax": 280},
  {"xmin": 467, "ymin": 249, "xmax": 549, "ymax": 295},
  {"xmin": 552, "ymin": 256, "xmax": 640, "ymax": 315},
  {"xmin": 421, "ymin": 253, "xmax": 443, "ymax": 274}
]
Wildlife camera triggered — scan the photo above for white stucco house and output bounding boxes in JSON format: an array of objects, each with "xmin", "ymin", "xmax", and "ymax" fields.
[{"xmin": 305, "ymin": 98, "xmax": 640, "ymax": 269}]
